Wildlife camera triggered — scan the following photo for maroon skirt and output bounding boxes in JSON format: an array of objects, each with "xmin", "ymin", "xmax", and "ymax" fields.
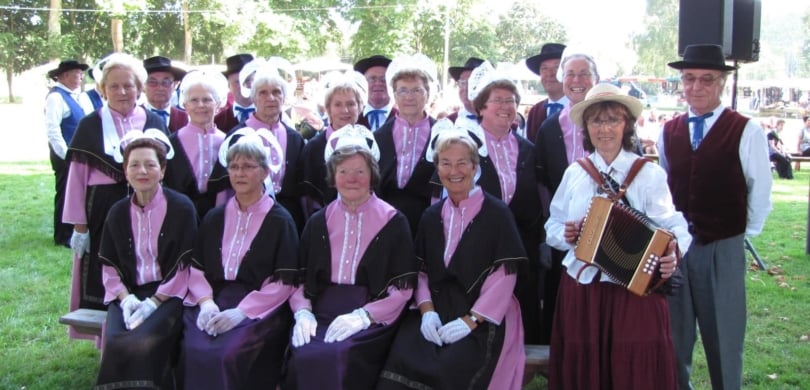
[{"xmin": 548, "ymin": 272, "xmax": 677, "ymax": 390}]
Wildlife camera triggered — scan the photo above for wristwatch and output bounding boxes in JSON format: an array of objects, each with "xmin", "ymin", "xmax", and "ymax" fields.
[{"xmin": 469, "ymin": 313, "xmax": 482, "ymax": 324}]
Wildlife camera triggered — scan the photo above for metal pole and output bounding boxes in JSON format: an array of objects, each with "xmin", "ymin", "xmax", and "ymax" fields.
[{"xmin": 731, "ymin": 60, "xmax": 738, "ymax": 110}]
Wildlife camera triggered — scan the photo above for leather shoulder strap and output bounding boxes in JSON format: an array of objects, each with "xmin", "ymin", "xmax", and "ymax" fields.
[
  {"xmin": 615, "ymin": 158, "xmax": 649, "ymax": 200},
  {"xmin": 575, "ymin": 157, "xmax": 604, "ymax": 185}
]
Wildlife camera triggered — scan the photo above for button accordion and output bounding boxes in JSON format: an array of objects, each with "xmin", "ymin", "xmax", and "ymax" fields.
[{"xmin": 575, "ymin": 196, "xmax": 673, "ymax": 296}]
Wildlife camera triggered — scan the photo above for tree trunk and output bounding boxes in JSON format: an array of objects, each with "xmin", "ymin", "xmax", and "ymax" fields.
[
  {"xmin": 7, "ymin": 67, "xmax": 15, "ymax": 103},
  {"xmin": 182, "ymin": 0, "xmax": 192, "ymax": 63},
  {"xmin": 48, "ymin": 0, "xmax": 62, "ymax": 61},
  {"xmin": 111, "ymin": 18, "xmax": 124, "ymax": 52}
]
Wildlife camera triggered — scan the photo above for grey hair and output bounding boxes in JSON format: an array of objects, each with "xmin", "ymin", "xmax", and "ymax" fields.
[
  {"xmin": 250, "ymin": 72, "xmax": 288, "ymax": 101},
  {"xmin": 226, "ymin": 140, "xmax": 270, "ymax": 171},
  {"xmin": 180, "ymin": 71, "xmax": 227, "ymax": 106},
  {"xmin": 100, "ymin": 53, "xmax": 148, "ymax": 93}
]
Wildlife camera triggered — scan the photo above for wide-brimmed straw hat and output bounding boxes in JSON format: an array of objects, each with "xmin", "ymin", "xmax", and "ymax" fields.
[
  {"xmin": 47, "ymin": 60, "xmax": 89, "ymax": 81},
  {"xmin": 525, "ymin": 43, "xmax": 566, "ymax": 76},
  {"xmin": 667, "ymin": 44, "xmax": 736, "ymax": 71},
  {"xmin": 570, "ymin": 83, "xmax": 643, "ymax": 128}
]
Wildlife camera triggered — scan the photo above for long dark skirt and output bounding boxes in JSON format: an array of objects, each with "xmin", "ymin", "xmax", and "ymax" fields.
[
  {"xmin": 378, "ymin": 309, "xmax": 505, "ymax": 390},
  {"xmin": 548, "ymin": 273, "xmax": 677, "ymax": 390},
  {"xmin": 182, "ymin": 283, "xmax": 292, "ymax": 389},
  {"xmin": 96, "ymin": 282, "xmax": 183, "ymax": 390},
  {"xmin": 283, "ymin": 285, "xmax": 401, "ymax": 390}
]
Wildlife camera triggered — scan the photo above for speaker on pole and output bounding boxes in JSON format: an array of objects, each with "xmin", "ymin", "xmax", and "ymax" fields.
[
  {"xmin": 678, "ymin": 0, "xmax": 734, "ymax": 57},
  {"xmin": 730, "ymin": 0, "xmax": 761, "ymax": 63}
]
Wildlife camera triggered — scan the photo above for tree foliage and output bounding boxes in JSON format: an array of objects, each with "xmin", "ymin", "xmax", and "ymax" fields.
[
  {"xmin": 0, "ymin": 0, "xmax": 52, "ymax": 101},
  {"xmin": 631, "ymin": 0, "xmax": 678, "ymax": 76},
  {"xmin": 494, "ymin": 2, "xmax": 566, "ymax": 63},
  {"xmin": 800, "ymin": 7, "xmax": 810, "ymax": 77}
]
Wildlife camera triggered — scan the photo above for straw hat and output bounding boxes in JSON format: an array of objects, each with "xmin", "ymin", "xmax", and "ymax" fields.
[{"xmin": 569, "ymin": 83, "xmax": 643, "ymax": 128}]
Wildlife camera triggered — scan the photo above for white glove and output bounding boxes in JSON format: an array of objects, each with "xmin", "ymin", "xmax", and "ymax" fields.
[
  {"xmin": 438, "ymin": 317, "xmax": 472, "ymax": 344},
  {"xmin": 324, "ymin": 308, "xmax": 371, "ymax": 343},
  {"xmin": 120, "ymin": 294, "xmax": 141, "ymax": 327},
  {"xmin": 419, "ymin": 311, "xmax": 443, "ymax": 346},
  {"xmin": 196, "ymin": 300, "xmax": 220, "ymax": 333},
  {"xmin": 206, "ymin": 308, "xmax": 247, "ymax": 336},
  {"xmin": 291, "ymin": 309, "xmax": 318, "ymax": 347},
  {"xmin": 70, "ymin": 230, "xmax": 90, "ymax": 257},
  {"xmin": 127, "ymin": 297, "xmax": 158, "ymax": 330}
]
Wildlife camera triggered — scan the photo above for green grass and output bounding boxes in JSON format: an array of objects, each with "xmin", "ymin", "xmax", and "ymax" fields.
[{"xmin": 0, "ymin": 162, "xmax": 808, "ymax": 389}]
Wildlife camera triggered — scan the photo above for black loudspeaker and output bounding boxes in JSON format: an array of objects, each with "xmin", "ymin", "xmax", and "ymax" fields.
[
  {"xmin": 730, "ymin": 0, "xmax": 761, "ymax": 63},
  {"xmin": 678, "ymin": 0, "xmax": 734, "ymax": 57},
  {"xmin": 678, "ymin": 0, "xmax": 761, "ymax": 63}
]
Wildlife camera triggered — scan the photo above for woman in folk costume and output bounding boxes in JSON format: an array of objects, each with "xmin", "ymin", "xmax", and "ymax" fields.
[
  {"xmin": 299, "ymin": 71, "xmax": 368, "ymax": 218},
  {"xmin": 378, "ymin": 130, "xmax": 527, "ymax": 390},
  {"xmin": 545, "ymin": 83, "xmax": 690, "ymax": 389},
  {"xmin": 181, "ymin": 131, "xmax": 298, "ymax": 388},
  {"xmin": 373, "ymin": 54, "xmax": 438, "ymax": 236},
  {"xmin": 63, "ymin": 53, "xmax": 168, "ymax": 339},
  {"xmin": 228, "ymin": 58, "xmax": 306, "ymax": 231},
  {"xmin": 95, "ymin": 133, "xmax": 196, "ymax": 388},
  {"xmin": 283, "ymin": 125, "xmax": 417, "ymax": 389},
  {"xmin": 163, "ymin": 70, "xmax": 230, "ymax": 220}
]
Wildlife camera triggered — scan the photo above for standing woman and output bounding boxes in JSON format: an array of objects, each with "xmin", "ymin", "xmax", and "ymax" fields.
[
  {"xmin": 545, "ymin": 84, "xmax": 690, "ymax": 389},
  {"xmin": 182, "ymin": 135, "xmax": 298, "ymax": 388},
  {"xmin": 164, "ymin": 71, "xmax": 230, "ymax": 219},
  {"xmin": 299, "ymin": 71, "xmax": 368, "ymax": 218},
  {"xmin": 95, "ymin": 134, "xmax": 196, "ymax": 388},
  {"xmin": 466, "ymin": 61, "xmax": 545, "ymax": 343},
  {"xmin": 284, "ymin": 126, "xmax": 416, "ymax": 389},
  {"xmin": 229, "ymin": 61, "xmax": 306, "ymax": 231},
  {"xmin": 379, "ymin": 132, "xmax": 527, "ymax": 390},
  {"xmin": 63, "ymin": 53, "xmax": 168, "ymax": 335},
  {"xmin": 373, "ymin": 54, "xmax": 438, "ymax": 236}
]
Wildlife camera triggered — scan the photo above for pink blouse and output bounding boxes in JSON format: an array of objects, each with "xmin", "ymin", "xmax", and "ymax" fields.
[
  {"xmin": 559, "ymin": 107, "xmax": 588, "ymax": 164},
  {"xmin": 176, "ymin": 123, "xmax": 225, "ymax": 193},
  {"xmin": 483, "ymin": 130, "xmax": 519, "ymax": 204},
  {"xmin": 391, "ymin": 116, "xmax": 431, "ymax": 188}
]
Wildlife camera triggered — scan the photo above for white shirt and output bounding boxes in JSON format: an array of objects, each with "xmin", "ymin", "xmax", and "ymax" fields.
[
  {"xmin": 363, "ymin": 102, "xmax": 394, "ymax": 131},
  {"xmin": 656, "ymin": 104, "xmax": 773, "ymax": 237},
  {"xmin": 545, "ymin": 150, "xmax": 692, "ymax": 284},
  {"xmin": 452, "ymin": 107, "xmax": 478, "ymax": 131},
  {"xmin": 44, "ymin": 83, "xmax": 90, "ymax": 159}
]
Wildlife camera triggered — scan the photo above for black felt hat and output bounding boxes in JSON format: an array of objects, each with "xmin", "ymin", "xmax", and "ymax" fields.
[
  {"xmin": 353, "ymin": 55, "xmax": 392, "ymax": 74},
  {"xmin": 47, "ymin": 60, "xmax": 89, "ymax": 81},
  {"xmin": 143, "ymin": 56, "xmax": 187, "ymax": 80},
  {"xmin": 223, "ymin": 54, "xmax": 254, "ymax": 77},
  {"xmin": 448, "ymin": 57, "xmax": 485, "ymax": 81},
  {"xmin": 525, "ymin": 43, "xmax": 566, "ymax": 76},
  {"xmin": 668, "ymin": 44, "xmax": 736, "ymax": 71}
]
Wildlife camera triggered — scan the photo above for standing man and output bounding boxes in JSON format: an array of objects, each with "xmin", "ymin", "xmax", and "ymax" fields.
[
  {"xmin": 659, "ymin": 44, "xmax": 772, "ymax": 390},
  {"xmin": 142, "ymin": 56, "xmax": 188, "ymax": 132},
  {"xmin": 533, "ymin": 47, "xmax": 599, "ymax": 344},
  {"xmin": 525, "ymin": 43, "xmax": 567, "ymax": 143},
  {"xmin": 446, "ymin": 57, "xmax": 485, "ymax": 130},
  {"xmin": 354, "ymin": 55, "xmax": 397, "ymax": 131},
  {"xmin": 44, "ymin": 60, "xmax": 90, "ymax": 247},
  {"xmin": 214, "ymin": 53, "xmax": 254, "ymax": 132}
]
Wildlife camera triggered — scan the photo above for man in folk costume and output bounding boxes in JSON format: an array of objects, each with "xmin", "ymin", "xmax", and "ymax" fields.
[
  {"xmin": 354, "ymin": 55, "xmax": 398, "ymax": 131},
  {"xmin": 658, "ymin": 44, "xmax": 772, "ymax": 390},
  {"xmin": 142, "ymin": 56, "xmax": 188, "ymax": 132},
  {"xmin": 525, "ymin": 43, "xmax": 567, "ymax": 143},
  {"xmin": 44, "ymin": 60, "xmax": 91, "ymax": 247},
  {"xmin": 445, "ymin": 57, "xmax": 485, "ymax": 130},
  {"xmin": 214, "ymin": 53, "xmax": 255, "ymax": 132}
]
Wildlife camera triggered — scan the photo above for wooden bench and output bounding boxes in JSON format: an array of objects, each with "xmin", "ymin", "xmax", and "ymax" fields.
[
  {"xmin": 523, "ymin": 344, "xmax": 550, "ymax": 384},
  {"xmin": 791, "ymin": 154, "xmax": 810, "ymax": 171},
  {"xmin": 59, "ymin": 309, "xmax": 106, "ymax": 336}
]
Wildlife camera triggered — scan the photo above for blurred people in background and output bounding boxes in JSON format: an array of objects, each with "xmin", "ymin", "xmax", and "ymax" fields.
[
  {"xmin": 445, "ymin": 57, "xmax": 485, "ymax": 130},
  {"xmin": 768, "ymin": 119, "xmax": 793, "ymax": 179},
  {"xmin": 142, "ymin": 56, "xmax": 188, "ymax": 132},
  {"xmin": 214, "ymin": 53, "xmax": 255, "ymax": 132},
  {"xmin": 525, "ymin": 43, "xmax": 567, "ymax": 143},
  {"xmin": 797, "ymin": 116, "xmax": 810, "ymax": 156},
  {"xmin": 354, "ymin": 55, "xmax": 397, "ymax": 131}
]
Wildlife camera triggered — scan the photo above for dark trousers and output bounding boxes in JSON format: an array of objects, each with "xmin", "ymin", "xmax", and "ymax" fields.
[
  {"xmin": 770, "ymin": 153, "xmax": 793, "ymax": 179},
  {"xmin": 50, "ymin": 147, "xmax": 73, "ymax": 246}
]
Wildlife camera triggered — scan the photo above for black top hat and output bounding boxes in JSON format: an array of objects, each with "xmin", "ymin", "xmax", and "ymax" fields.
[
  {"xmin": 223, "ymin": 54, "xmax": 255, "ymax": 77},
  {"xmin": 668, "ymin": 44, "xmax": 736, "ymax": 71},
  {"xmin": 143, "ymin": 56, "xmax": 187, "ymax": 80},
  {"xmin": 47, "ymin": 60, "xmax": 89, "ymax": 81},
  {"xmin": 353, "ymin": 55, "xmax": 392, "ymax": 74},
  {"xmin": 525, "ymin": 43, "xmax": 566, "ymax": 76},
  {"xmin": 448, "ymin": 57, "xmax": 485, "ymax": 81}
]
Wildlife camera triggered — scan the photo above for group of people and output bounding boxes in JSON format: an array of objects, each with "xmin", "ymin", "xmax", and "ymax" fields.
[{"xmin": 43, "ymin": 42, "xmax": 771, "ymax": 390}]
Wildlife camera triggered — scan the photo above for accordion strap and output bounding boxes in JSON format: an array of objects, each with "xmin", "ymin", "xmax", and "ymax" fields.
[{"xmin": 576, "ymin": 157, "xmax": 650, "ymax": 202}]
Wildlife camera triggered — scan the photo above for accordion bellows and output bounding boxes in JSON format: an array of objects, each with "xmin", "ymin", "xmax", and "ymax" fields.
[{"xmin": 575, "ymin": 197, "xmax": 673, "ymax": 296}]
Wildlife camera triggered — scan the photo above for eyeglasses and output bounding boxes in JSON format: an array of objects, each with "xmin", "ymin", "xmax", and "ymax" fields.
[
  {"xmin": 564, "ymin": 72, "xmax": 593, "ymax": 80},
  {"xmin": 395, "ymin": 87, "xmax": 426, "ymax": 97},
  {"xmin": 438, "ymin": 160, "xmax": 473, "ymax": 171},
  {"xmin": 186, "ymin": 97, "xmax": 216, "ymax": 106},
  {"xmin": 486, "ymin": 98, "xmax": 517, "ymax": 106},
  {"xmin": 146, "ymin": 78, "xmax": 175, "ymax": 88},
  {"xmin": 680, "ymin": 74, "xmax": 722, "ymax": 87},
  {"xmin": 366, "ymin": 76, "xmax": 386, "ymax": 84},
  {"xmin": 227, "ymin": 164, "xmax": 261, "ymax": 172},
  {"xmin": 587, "ymin": 117, "xmax": 624, "ymax": 128}
]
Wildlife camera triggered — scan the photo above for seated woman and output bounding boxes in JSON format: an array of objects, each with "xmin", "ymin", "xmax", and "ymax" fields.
[
  {"xmin": 96, "ymin": 133, "xmax": 197, "ymax": 388},
  {"xmin": 545, "ymin": 83, "xmax": 690, "ymax": 389},
  {"xmin": 378, "ymin": 131, "xmax": 527, "ymax": 390},
  {"xmin": 284, "ymin": 125, "xmax": 416, "ymax": 389},
  {"xmin": 164, "ymin": 70, "xmax": 230, "ymax": 219},
  {"xmin": 767, "ymin": 119, "xmax": 793, "ymax": 179},
  {"xmin": 182, "ymin": 134, "xmax": 299, "ymax": 388}
]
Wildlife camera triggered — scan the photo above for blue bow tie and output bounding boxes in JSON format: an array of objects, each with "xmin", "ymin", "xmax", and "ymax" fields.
[
  {"xmin": 544, "ymin": 102, "xmax": 564, "ymax": 116},
  {"xmin": 367, "ymin": 109, "xmax": 386, "ymax": 130},
  {"xmin": 466, "ymin": 114, "xmax": 477, "ymax": 120},
  {"xmin": 687, "ymin": 112, "xmax": 714, "ymax": 150},
  {"xmin": 234, "ymin": 106, "xmax": 255, "ymax": 123},
  {"xmin": 150, "ymin": 108, "xmax": 170, "ymax": 119}
]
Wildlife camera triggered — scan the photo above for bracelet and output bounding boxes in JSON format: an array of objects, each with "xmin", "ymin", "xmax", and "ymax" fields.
[{"xmin": 469, "ymin": 313, "xmax": 482, "ymax": 324}]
